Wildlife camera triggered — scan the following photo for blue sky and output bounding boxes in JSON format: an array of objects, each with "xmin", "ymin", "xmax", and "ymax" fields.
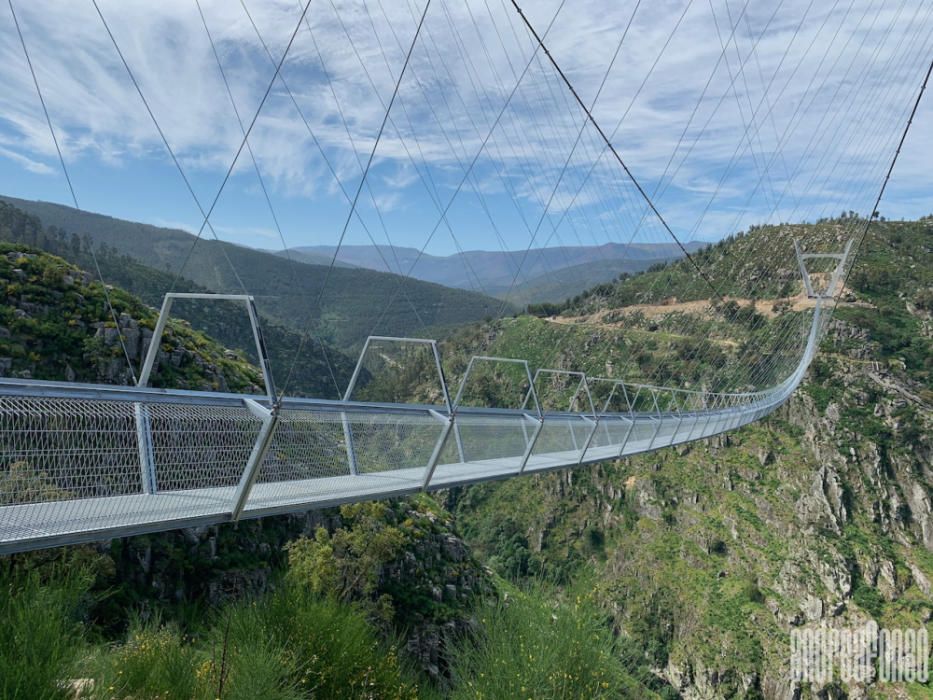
[{"xmin": 0, "ymin": 0, "xmax": 930, "ymax": 262}]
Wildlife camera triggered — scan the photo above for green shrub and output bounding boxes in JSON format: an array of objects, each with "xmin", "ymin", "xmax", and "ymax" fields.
[
  {"xmin": 0, "ymin": 568, "xmax": 90, "ymax": 700},
  {"xmin": 224, "ymin": 584, "xmax": 420, "ymax": 699},
  {"xmin": 93, "ymin": 621, "xmax": 208, "ymax": 700},
  {"xmin": 852, "ymin": 583, "xmax": 885, "ymax": 619},
  {"xmin": 91, "ymin": 583, "xmax": 420, "ymax": 700},
  {"xmin": 448, "ymin": 587, "xmax": 654, "ymax": 699}
]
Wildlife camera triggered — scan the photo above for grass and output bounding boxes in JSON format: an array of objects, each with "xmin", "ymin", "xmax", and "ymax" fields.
[
  {"xmin": 92, "ymin": 621, "xmax": 211, "ymax": 700},
  {"xmin": 447, "ymin": 583, "xmax": 661, "ymax": 699},
  {"xmin": 0, "ymin": 566, "xmax": 91, "ymax": 700},
  {"xmin": 90, "ymin": 583, "xmax": 422, "ymax": 700},
  {"xmin": 1, "ymin": 560, "xmax": 672, "ymax": 699}
]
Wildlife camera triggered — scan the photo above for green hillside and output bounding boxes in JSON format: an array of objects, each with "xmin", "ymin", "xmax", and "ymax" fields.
[
  {"xmin": 322, "ymin": 218, "xmax": 933, "ymax": 697},
  {"xmin": 490, "ymin": 255, "xmax": 679, "ymax": 305},
  {"xmin": 0, "ymin": 200, "xmax": 355, "ymax": 397},
  {"xmin": 0, "ymin": 217, "xmax": 929, "ymax": 699},
  {"xmin": 0, "ymin": 196, "xmax": 510, "ymax": 351},
  {"xmin": 0, "ymin": 241, "xmax": 664, "ymax": 698},
  {"xmin": 551, "ymin": 217, "xmax": 933, "ymax": 391},
  {"xmin": 0, "ymin": 243, "xmax": 264, "ymax": 391},
  {"xmin": 444, "ymin": 219, "xmax": 933, "ymax": 698},
  {"xmin": 555, "ymin": 216, "xmax": 931, "ymax": 314}
]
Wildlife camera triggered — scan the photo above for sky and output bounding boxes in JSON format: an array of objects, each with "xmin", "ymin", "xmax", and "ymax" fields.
[{"xmin": 0, "ymin": 0, "xmax": 930, "ymax": 261}]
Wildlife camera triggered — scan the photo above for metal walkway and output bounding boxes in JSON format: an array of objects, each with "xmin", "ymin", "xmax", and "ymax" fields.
[{"xmin": 0, "ymin": 299, "xmax": 832, "ymax": 554}]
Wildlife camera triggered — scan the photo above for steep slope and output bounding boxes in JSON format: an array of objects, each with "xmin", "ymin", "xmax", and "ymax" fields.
[
  {"xmin": 0, "ymin": 243, "xmax": 264, "ymax": 391},
  {"xmin": 442, "ymin": 219, "xmax": 932, "ymax": 698},
  {"xmin": 0, "ymin": 200, "xmax": 354, "ymax": 397},
  {"xmin": 0, "ymin": 196, "xmax": 510, "ymax": 350},
  {"xmin": 0, "ymin": 248, "xmax": 662, "ymax": 695}
]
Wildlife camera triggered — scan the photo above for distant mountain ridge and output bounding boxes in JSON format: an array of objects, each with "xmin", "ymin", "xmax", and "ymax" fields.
[
  {"xmin": 281, "ymin": 240, "xmax": 706, "ymax": 301},
  {"xmin": 0, "ymin": 195, "xmax": 508, "ymax": 350},
  {"xmin": 493, "ymin": 256, "xmax": 678, "ymax": 305}
]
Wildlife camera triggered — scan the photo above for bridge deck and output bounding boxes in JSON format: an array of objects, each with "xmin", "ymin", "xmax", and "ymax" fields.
[
  {"xmin": 0, "ymin": 405, "xmax": 749, "ymax": 552},
  {"xmin": 0, "ymin": 301, "xmax": 819, "ymax": 553}
]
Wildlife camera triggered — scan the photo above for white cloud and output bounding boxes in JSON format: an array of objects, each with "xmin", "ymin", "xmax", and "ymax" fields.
[
  {"xmin": 0, "ymin": 0, "xmax": 929, "ymax": 252},
  {"xmin": 0, "ymin": 143, "xmax": 54, "ymax": 174}
]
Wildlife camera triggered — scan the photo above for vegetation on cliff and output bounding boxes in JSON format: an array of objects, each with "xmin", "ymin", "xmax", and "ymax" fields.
[
  {"xmin": 0, "ymin": 198, "xmax": 930, "ymax": 698},
  {"xmin": 445, "ymin": 220, "xmax": 933, "ymax": 698},
  {"xmin": 1, "ymin": 496, "xmax": 661, "ymax": 699},
  {"xmin": 0, "ymin": 201, "xmax": 354, "ymax": 396},
  {"xmin": 0, "ymin": 242, "xmax": 264, "ymax": 390},
  {"xmin": 0, "ymin": 196, "xmax": 510, "ymax": 352}
]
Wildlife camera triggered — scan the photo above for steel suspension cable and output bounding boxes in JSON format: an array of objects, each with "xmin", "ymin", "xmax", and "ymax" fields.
[
  {"xmin": 707, "ymin": 0, "xmax": 781, "ymax": 213},
  {"xmin": 488, "ymin": 0, "xmax": 694, "ymax": 272},
  {"xmin": 192, "ymin": 0, "xmax": 343, "ymax": 395},
  {"xmin": 90, "ymin": 0, "xmax": 305, "ymax": 300},
  {"xmin": 690, "ymin": 0, "xmax": 893, "ymax": 244},
  {"xmin": 365, "ymin": 0, "xmax": 568, "ymax": 338},
  {"xmin": 297, "ymin": 2, "xmax": 430, "ymax": 324},
  {"xmin": 8, "ymin": 0, "xmax": 138, "ymax": 384},
  {"xmin": 357, "ymin": 0, "xmax": 494, "ymax": 298},
  {"xmin": 705, "ymin": 16, "xmax": 929, "ymax": 392},
  {"xmin": 424, "ymin": 0, "xmax": 617, "ymax": 300},
  {"xmin": 415, "ymin": 0, "xmax": 591, "ymax": 290},
  {"xmin": 608, "ymin": 0, "xmax": 908, "ymax": 394},
  {"xmin": 834, "ymin": 54, "xmax": 933, "ymax": 312},
  {"xmin": 493, "ymin": 0, "xmax": 643, "ymax": 317},
  {"xmin": 525, "ymin": 0, "xmax": 761, "ymax": 376},
  {"xmin": 629, "ymin": 0, "xmax": 892, "ymax": 389},
  {"xmin": 509, "ymin": 0, "xmax": 725, "ymax": 304},
  {"xmin": 238, "ymin": 0, "xmax": 433, "ymax": 329},
  {"xmin": 279, "ymin": 0, "xmax": 432, "ymax": 399}
]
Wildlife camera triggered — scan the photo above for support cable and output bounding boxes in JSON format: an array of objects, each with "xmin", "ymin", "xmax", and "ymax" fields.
[
  {"xmin": 238, "ymin": 0, "xmax": 434, "ymax": 361},
  {"xmin": 365, "ymin": 0, "xmax": 568, "ymax": 338},
  {"xmin": 707, "ymin": 25, "xmax": 925, "ymax": 395},
  {"xmin": 8, "ymin": 0, "xmax": 137, "ymax": 384},
  {"xmin": 409, "ymin": 0, "xmax": 586, "ymax": 293},
  {"xmin": 836, "ymin": 54, "xmax": 933, "ymax": 307},
  {"xmin": 494, "ymin": 0, "xmax": 642, "ymax": 317},
  {"xmin": 706, "ymin": 0, "xmax": 926, "ymax": 391},
  {"xmin": 194, "ymin": 0, "xmax": 341, "ymax": 396},
  {"xmin": 348, "ymin": 0, "xmax": 492, "ymax": 297},
  {"xmin": 629, "ymin": 0, "xmax": 892, "ymax": 392},
  {"xmin": 531, "ymin": 0, "xmax": 749, "ymax": 374},
  {"xmin": 296, "ymin": 0, "xmax": 429, "ymax": 327},
  {"xmin": 596, "ymin": 0, "xmax": 888, "ymax": 400},
  {"xmin": 90, "ymin": 0, "xmax": 312, "ymax": 300},
  {"xmin": 509, "ymin": 0, "xmax": 725, "ymax": 303},
  {"xmin": 279, "ymin": 0, "xmax": 432, "ymax": 399}
]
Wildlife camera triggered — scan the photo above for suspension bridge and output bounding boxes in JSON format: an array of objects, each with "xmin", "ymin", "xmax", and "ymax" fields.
[{"xmin": 0, "ymin": 0, "xmax": 930, "ymax": 553}]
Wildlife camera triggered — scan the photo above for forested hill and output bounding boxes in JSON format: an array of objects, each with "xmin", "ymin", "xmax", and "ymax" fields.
[
  {"xmin": 331, "ymin": 218, "xmax": 932, "ymax": 697},
  {"xmin": 0, "ymin": 242, "xmax": 266, "ymax": 391},
  {"xmin": 540, "ymin": 217, "xmax": 932, "ymax": 392},
  {"xmin": 0, "ymin": 195, "xmax": 511, "ymax": 351},
  {"xmin": 0, "ymin": 200, "xmax": 354, "ymax": 397},
  {"xmin": 438, "ymin": 218, "xmax": 933, "ymax": 698},
  {"xmin": 283, "ymin": 240, "xmax": 703, "ymax": 303},
  {"xmin": 555, "ymin": 216, "xmax": 932, "ymax": 314}
]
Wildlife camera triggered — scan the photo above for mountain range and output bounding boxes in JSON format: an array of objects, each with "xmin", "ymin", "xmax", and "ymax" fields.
[
  {"xmin": 0, "ymin": 195, "xmax": 508, "ymax": 351},
  {"xmin": 2, "ymin": 207, "xmax": 930, "ymax": 698},
  {"xmin": 281, "ymin": 240, "xmax": 704, "ymax": 303}
]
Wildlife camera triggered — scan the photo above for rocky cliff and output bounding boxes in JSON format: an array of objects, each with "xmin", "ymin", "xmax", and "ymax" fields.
[
  {"xmin": 0, "ymin": 244, "xmax": 265, "ymax": 391},
  {"xmin": 446, "ymin": 220, "xmax": 932, "ymax": 699}
]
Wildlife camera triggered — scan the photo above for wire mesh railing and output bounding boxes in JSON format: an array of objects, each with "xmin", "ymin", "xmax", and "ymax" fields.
[
  {"xmin": 0, "ymin": 241, "xmax": 839, "ymax": 554},
  {"xmin": 0, "ymin": 306, "xmax": 822, "ymax": 554}
]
